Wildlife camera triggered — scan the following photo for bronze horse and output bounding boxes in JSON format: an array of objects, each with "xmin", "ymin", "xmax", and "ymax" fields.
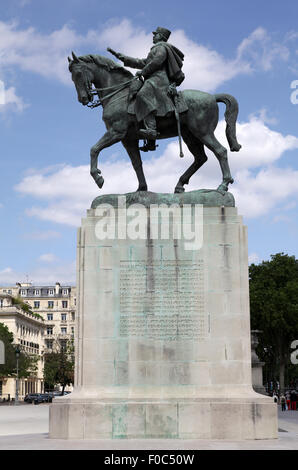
[{"xmin": 68, "ymin": 52, "xmax": 241, "ymax": 193}]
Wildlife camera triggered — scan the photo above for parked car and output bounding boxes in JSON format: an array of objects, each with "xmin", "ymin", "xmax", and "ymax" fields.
[
  {"xmin": 24, "ymin": 393, "xmax": 44, "ymax": 404},
  {"xmin": 40, "ymin": 393, "xmax": 53, "ymax": 403},
  {"xmin": 52, "ymin": 390, "xmax": 72, "ymax": 397}
]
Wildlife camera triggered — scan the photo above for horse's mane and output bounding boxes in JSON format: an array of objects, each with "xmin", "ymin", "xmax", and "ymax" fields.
[{"xmin": 74, "ymin": 54, "xmax": 133, "ymax": 79}]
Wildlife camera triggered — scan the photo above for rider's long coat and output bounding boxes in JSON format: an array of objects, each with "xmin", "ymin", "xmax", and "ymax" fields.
[{"xmin": 122, "ymin": 42, "xmax": 182, "ymax": 122}]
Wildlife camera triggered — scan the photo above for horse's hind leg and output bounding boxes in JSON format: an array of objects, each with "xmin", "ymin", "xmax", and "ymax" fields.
[
  {"xmin": 200, "ymin": 132, "xmax": 234, "ymax": 193},
  {"xmin": 122, "ymin": 138, "xmax": 148, "ymax": 191},
  {"xmin": 174, "ymin": 129, "xmax": 208, "ymax": 193}
]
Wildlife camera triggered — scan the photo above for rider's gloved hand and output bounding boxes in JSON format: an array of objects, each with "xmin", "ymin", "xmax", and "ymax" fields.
[
  {"xmin": 168, "ymin": 83, "xmax": 178, "ymax": 97},
  {"xmin": 107, "ymin": 47, "xmax": 124, "ymax": 61}
]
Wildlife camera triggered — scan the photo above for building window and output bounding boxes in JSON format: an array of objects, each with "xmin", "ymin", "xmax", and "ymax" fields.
[
  {"xmin": 35, "ymin": 290, "xmax": 40, "ymax": 296},
  {"xmin": 62, "ymin": 301, "xmax": 68, "ymax": 309},
  {"xmin": 47, "ymin": 327, "xmax": 53, "ymax": 335},
  {"xmin": 47, "ymin": 313, "xmax": 53, "ymax": 321},
  {"xmin": 34, "ymin": 301, "xmax": 40, "ymax": 309},
  {"xmin": 0, "ymin": 381, "xmax": 2, "ymax": 396},
  {"xmin": 8, "ymin": 290, "xmax": 12, "ymax": 294},
  {"xmin": 46, "ymin": 340, "xmax": 53, "ymax": 349},
  {"xmin": 63, "ymin": 289, "xmax": 68, "ymax": 295},
  {"xmin": 21, "ymin": 290, "xmax": 26, "ymax": 296},
  {"xmin": 61, "ymin": 313, "xmax": 67, "ymax": 321},
  {"xmin": 48, "ymin": 301, "xmax": 54, "ymax": 309},
  {"xmin": 61, "ymin": 327, "xmax": 67, "ymax": 335},
  {"xmin": 71, "ymin": 312, "xmax": 75, "ymax": 321},
  {"xmin": 0, "ymin": 299, "xmax": 3, "ymax": 308},
  {"xmin": 49, "ymin": 289, "xmax": 54, "ymax": 296}
]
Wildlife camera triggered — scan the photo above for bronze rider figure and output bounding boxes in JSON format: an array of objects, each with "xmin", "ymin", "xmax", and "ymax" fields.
[{"xmin": 108, "ymin": 26, "xmax": 185, "ymax": 151}]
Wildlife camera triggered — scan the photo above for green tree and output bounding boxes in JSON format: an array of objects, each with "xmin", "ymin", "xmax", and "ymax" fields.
[
  {"xmin": 249, "ymin": 253, "xmax": 298, "ymax": 392},
  {"xmin": 0, "ymin": 322, "xmax": 39, "ymax": 379},
  {"xmin": 44, "ymin": 339, "xmax": 74, "ymax": 394}
]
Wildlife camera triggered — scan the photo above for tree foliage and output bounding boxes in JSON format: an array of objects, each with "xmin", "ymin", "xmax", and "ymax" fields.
[
  {"xmin": 0, "ymin": 322, "xmax": 38, "ymax": 378},
  {"xmin": 44, "ymin": 340, "xmax": 74, "ymax": 393},
  {"xmin": 249, "ymin": 253, "xmax": 298, "ymax": 390},
  {"xmin": 11, "ymin": 296, "xmax": 44, "ymax": 321}
]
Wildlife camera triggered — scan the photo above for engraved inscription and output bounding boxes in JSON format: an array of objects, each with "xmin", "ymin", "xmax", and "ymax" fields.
[{"xmin": 119, "ymin": 260, "xmax": 207, "ymax": 340}]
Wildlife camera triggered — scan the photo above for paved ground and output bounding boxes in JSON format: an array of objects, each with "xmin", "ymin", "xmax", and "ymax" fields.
[{"xmin": 0, "ymin": 404, "xmax": 298, "ymax": 450}]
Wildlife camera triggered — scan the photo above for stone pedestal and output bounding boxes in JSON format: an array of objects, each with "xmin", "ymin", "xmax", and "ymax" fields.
[{"xmin": 49, "ymin": 192, "xmax": 277, "ymax": 439}]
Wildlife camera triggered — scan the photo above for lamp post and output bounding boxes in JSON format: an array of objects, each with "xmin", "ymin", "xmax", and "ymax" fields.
[{"xmin": 15, "ymin": 345, "xmax": 20, "ymax": 406}]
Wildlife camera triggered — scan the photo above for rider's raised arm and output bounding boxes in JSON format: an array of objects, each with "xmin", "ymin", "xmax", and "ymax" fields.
[
  {"xmin": 121, "ymin": 56, "xmax": 147, "ymax": 70},
  {"xmin": 107, "ymin": 47, "xmax": 146, "ymax": 68}
]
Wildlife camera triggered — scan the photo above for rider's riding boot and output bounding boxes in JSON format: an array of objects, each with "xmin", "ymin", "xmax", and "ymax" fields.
[
  {"xmin": 139, "ymin": 139, "xmax": 157, "ymax": 152},
  {"xmin": 138, "ymin": 113, "xmax": 158, "ymax": 140}
]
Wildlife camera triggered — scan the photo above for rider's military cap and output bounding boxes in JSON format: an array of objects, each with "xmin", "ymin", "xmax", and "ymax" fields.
[{"xmin": 152, "ymin": 27, "xmax": 171, "ymax": 41}]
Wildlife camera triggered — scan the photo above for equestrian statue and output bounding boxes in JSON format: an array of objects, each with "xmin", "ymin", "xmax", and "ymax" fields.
[{"xmin": 68, "ymin": 26, "xmax": 241, "ymax": 194}]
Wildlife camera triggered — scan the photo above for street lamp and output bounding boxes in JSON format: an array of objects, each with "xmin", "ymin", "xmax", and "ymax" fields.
[{"xmin": 15, "ymin": 345, "xmax": 21, "ymax": 406}]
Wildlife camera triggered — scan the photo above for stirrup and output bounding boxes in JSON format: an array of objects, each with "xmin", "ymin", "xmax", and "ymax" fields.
[
  {"xmin": 139, "ymin": 140, "xmax": 158, "ymax": 152},
  {"xmin": 138, "ymin": 128, "xmax": 159, "ymax": 140}
]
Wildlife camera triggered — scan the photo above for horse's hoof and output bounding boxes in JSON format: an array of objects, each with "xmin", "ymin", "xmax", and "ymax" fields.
[
  {"xmin": 96, "ymin": 176, "xmax": 104, "ymax": 188},
  {"xmin": 174, "ymin": 186, "xmax": 185, "ymax": 194},
  {"xmin": 216, "ymin": 184, "xmax": 228, "ymax": 194}
]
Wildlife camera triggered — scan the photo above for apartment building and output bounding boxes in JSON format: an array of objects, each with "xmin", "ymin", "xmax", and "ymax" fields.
[
  {"xmin": 0, "ymin": 282, "xmax": 76, "ymax": 349},
  {"xmin": 0, "ymin": 294, "xmax": 46, "ymax": 399},
  {"xmin": 15, "ymin": 282, "xmax": 76, "ymax": 352}
]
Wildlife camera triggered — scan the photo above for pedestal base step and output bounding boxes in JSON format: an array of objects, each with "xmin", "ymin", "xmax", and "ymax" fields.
[{"xmin": 49, "ymin": 398, "xmax": 277, "ymax": 440}]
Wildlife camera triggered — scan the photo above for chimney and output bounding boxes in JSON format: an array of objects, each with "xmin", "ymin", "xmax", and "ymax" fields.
[{"xmin": 55, "ymin": 282, "xmax": 60, "ymax": 295}]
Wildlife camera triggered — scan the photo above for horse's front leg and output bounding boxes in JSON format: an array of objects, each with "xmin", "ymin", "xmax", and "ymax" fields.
[
  {"xmin": 90, "ymin": 129, "xmax": 125, "ymax": 189},
  {"xmin": 121, "ymin": 137, "xmax": 148, "ymax": 191}
]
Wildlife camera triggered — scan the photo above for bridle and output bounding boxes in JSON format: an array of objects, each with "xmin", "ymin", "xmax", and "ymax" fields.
[
  {"xmin": 87, "ymin": 77, "xmax": 138, "ymax": 109},
  {"xmin": 74, "ymin": 62, "xmax": 139, "ymax": 109}
]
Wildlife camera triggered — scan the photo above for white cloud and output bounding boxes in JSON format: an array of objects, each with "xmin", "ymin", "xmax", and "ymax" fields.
[
  {"xmin": 0, "ymin": 21, "xmax": 89, "ymax": 84},
  {"xmin": 216, "ymin": 117, "xmax": 298, "ymax": 170},
  {"xmin": 248, "ymin": 253, "xmax": 260, "ymax": 265},
  {"xmin": 0, "ymin": 262, "xmax": 76, "ymax": 285},
  {"xmin": 0, "ymin": 267, "xmax": 13, "ymax": 275},
  {"xmin": 0, "ymin": 85, "xmax": 28, "ymax": 113},
  {"xmin": 96, "ymin": 19, "xmax": 249, "ymax": 91},
  {"xmin": 0, "ymin": 18, "xmax": 292, "ymax": 104},
  {"xmin": 38, "ymin": 253, "xmax": 58, "ymax": 263},
  {"xmin": 14, "ymin": 116, "xmax": 298, "ymax": 224},
  {"xmin": 248, "ymin": 108, "xmax": 278, "ymax": 126},
  {"xmin": 23, "ymin": 230, "xmax": 61, "ymax": 240},
  {"xmin": 236, "ymin": 27, "xmax": 289, "ymax": 71},
  {"xmin": 96, "ymin": 21, "xmax": 290, "ymax": 91}
]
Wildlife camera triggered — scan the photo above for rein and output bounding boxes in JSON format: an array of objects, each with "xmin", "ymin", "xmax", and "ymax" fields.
[{"xmin": 87, "ymin": 77, "xmax": 138, "ymax": 109}]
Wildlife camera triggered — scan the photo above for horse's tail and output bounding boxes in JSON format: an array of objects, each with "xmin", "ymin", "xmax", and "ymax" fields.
[{"xmin": 214, "ymin": 93, "xmax": 242, "ymax": 152}]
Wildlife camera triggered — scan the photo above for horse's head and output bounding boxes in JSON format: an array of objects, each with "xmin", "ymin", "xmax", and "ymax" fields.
[{"xmin": 68, "ymin": 52, "xmax": 94, "ymax": 106}]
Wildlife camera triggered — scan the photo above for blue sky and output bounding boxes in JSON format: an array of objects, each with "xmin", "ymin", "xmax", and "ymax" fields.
[{"xmin": 0, "ymin": 0, "xmax": 298, "ymax": 284}]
